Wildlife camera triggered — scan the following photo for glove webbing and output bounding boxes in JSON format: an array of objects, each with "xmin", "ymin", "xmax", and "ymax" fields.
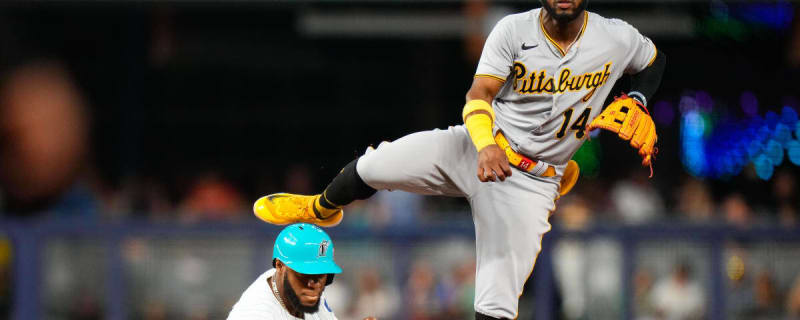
[{"xmin": 635, "ymin": 99, "xmax": 657, "ymax": 178}]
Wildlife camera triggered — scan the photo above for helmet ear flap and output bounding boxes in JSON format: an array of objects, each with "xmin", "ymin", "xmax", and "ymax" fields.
[{"xmin": 325, "ymin": 274, "xmax": 335, "ymax": 286}]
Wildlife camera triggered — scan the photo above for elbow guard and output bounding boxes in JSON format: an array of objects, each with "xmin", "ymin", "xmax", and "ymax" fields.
[{"xmin": 463, "ymin": 99, "xmax": 496, "ymax": 152}]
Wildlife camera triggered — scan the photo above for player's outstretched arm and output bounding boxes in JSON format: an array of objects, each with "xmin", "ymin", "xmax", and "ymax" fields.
[
  {"xmin": 628, "ymin": 51, "xmax": 666, "ymax": 107},
  {"xmin": 586, "ymin": 51, "xmax": 666, "ymax": 176},
  {"xmin": 628, "ymin": 50, "xmax": 666, "ymax": 167},
  {"xmin": 464, "ymin": 77, "xmax": 511, "ymax": 182}
]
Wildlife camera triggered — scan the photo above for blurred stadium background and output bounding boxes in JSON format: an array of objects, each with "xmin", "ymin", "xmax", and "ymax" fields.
[{"xmin": 0, "ymin": 0, "xmax": 799, "ymax": 319}]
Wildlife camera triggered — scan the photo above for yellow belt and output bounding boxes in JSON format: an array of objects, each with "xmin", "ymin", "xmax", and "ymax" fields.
[{"xmin": 494, "ymin": 131, "xmax": 556, "ymax": 177}]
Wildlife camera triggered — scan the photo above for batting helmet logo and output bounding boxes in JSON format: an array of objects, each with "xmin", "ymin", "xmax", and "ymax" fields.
[{"xmin": 318, "ymin": 240, "xmax": 329, "ymax": 257}]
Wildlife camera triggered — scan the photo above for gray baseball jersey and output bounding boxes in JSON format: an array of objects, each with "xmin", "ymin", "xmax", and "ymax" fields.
[
  {"xmin": 354, "ymin": 8, "xmax": 657, "ymax": 319},
  {"xmin": 477, "ymin": 8, "xmax": 657, "ymax": 165}
]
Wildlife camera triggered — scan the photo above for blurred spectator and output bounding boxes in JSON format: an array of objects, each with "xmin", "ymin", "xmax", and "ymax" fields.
[
  {"xmin": 787, "ymin": 273, "xmax": 800, "ymax": 317},
  {"xmin": 0, "ymin": 60, "xmax": 98, "ymax": 218},
  {"xmin": 341, "ymin": 190, "xmax": 427, "ymax": 230},
  {"xmin": 554, "ymin": 194, "xmax": 592, "ymax": 230},
  {"xmin": 462, "ymin": 0, "xmax": 513, "ymax": 63},
  {"xmin": 675, "ymin": 178, "xmax": 714, "ymax": 222},
  {"xmin": 372, "ymin": 190, "xmax": 425, "ymax": 227},
  {"xmin": 554, "ymin": 194, "xmax": 624, "ymax": 318},
  {"xmin": 725, "ymin": 246, "xmax": 783, "ymax": 320},
  {"xmin": 142, "ymin": 300, "xmax": 168, "ymax": 320},
  {"xmin": 436, "ymin": 258, "xmax": 476, "ymax": 318},
  {"xmin": 777, "ymin": 203, "xmax": 797, "ymax": 227},
  {"xmin": 43, "ymin": 240, "xmax": 106, "ymax": 320},
  {"xmin": 749, "ymin": 270, "xmax": 781, "ymax": 319},
  {"xmin": 406, "ymin": 260, "xmax": 441, "ymax": 319},
  {"xmin": 553, "ymin": 196, "xmax": 591, "ymax": 319},
  {"xmin": 650, "ymin": 262, "xmax": 705, "ymax": 320},
  {"xmin": 772, "ymin": 169, "xmax": 797, "ymax": 227},
  {"xmin": 554, "ymin": 237, "xmax": 587, "ymax": 320},
  {"xmin": 319, "ymin": 280, "xmax": 351, "ymax": 318},
  {"xmin": 173, "ymin": 253, "xmax": 212, "ymax": 318},
  {"xmin": 610, "ymin": 171, "xmax": 665, "ymax": 224},
  {"xmin": 339, "ymin": 199, "xmax": 380, "ymax": 230},
  {"xmin": 124, "ymin": 237, "xmax": 251, "ymax": 319},
  {"xmin": 111, "ymin": 176, "xmax": 174, "ymax": 221},
  {"xmin": 462, "ymin": 0, "xmax": 487, "ymax": 63},
  {"xmin": 726, "ymin": 248, "xmax": 755, "ymax": 320},
  {"xmin": 720, "ymin": 193, "xmax": 753, "ymax": 228},
  {"xmin": 554, "ymin": 195, "xmax": 622, "ymax": 319},
  {"xmin": 772, "ymin": 169, "xmax": 796, "ymax": 204},
  {"xmin": 178, "ymin": 173, "xmax": 246, "ymax": 221},
  {"xmin": 585, "ymin": 240, "xmax": 622, "ymax": 318},
  {"xmin": 346, "ymin": 267, "xmax": 400, "ymax": 319},
  {"xmin": 633, "ymin": 268, "xmax": 656, "ymax": 318}
]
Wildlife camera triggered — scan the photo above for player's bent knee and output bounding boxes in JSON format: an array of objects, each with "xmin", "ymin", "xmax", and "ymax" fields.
[
  {"xmin": 354, "ymin": 153, "xmax": 397, "ymax": 189},
  {"xmin": 354, "ymin": 154, "xmax": 381, "ymax": 186}
]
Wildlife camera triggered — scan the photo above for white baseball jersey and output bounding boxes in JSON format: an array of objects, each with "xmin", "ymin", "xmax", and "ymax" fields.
[
  {"xmin": 476, "ymin": 8, "xmax": 657, "ymax": 165},
  {"xmin": 227, "ymin": 269, "xmax": 338, "ymax": 320}
]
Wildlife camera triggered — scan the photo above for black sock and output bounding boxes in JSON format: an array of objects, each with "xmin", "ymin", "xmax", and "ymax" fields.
[
  {"xmin": 319, "ymin": 158, "xmax": 376, "ymax": 207},
  {"xmin": 475, "ymin": 312, "xmax": 507, "ymax": 320}
]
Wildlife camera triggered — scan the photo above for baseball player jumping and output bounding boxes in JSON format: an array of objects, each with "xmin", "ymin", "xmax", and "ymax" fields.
[{"xmin": 253, "ymin": 0, "xmax": 666, "ymax": 319}]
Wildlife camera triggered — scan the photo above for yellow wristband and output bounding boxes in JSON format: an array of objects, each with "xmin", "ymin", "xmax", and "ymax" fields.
[
  {"xmin": 463, "ymin": 100, "xmax": 496, "ymax": 151},
  {"xmin": 462, "ymin": 99, "xmax": 495, "ymax": 121}
]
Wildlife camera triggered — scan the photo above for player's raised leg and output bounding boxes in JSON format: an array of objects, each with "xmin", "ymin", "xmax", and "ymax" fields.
[
  {"xmin": 470, "ymin": 172, "xmax": 560, "ymax": 319},
  {"xmin": 253, "ymin": 158, "xmax": 373, "ymax": 227},
  {"xmin": 254, "ymin": 126, "xmax": 477, "ymax": 227},
  {"xmin": 355, "ymin": 126, "xmax": 478, "ymax": 197}
]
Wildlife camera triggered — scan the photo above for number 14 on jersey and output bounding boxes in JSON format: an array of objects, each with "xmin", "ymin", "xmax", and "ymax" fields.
[{"xmin": 556, "ymin": 107, "xmax": 592, "ymax": 139}]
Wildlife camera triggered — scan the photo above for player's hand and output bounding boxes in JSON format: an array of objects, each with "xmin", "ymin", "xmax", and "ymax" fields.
[{"xmin": 477, "ymin": 144, "xmax": 512, "ymax": 182}]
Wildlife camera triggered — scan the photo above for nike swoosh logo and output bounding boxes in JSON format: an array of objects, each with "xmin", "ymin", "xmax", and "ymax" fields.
[{"xmin": 521, "ymin": 43, "xmax": 538, "ymax": 50}]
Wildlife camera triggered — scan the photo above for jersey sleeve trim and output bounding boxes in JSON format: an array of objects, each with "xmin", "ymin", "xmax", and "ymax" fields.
[
  {"xmin": 646, "ymin": 45, "xmax": 658, "ymax": 67},
  {"xmin": 475, "ymin": 74, "xmax": 507, "ymax": 83}
]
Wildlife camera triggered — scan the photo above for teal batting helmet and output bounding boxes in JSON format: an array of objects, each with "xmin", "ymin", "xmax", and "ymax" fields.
[{"xmin": 272, "ymin": 223, "xmax": 342, "ymax": 280}]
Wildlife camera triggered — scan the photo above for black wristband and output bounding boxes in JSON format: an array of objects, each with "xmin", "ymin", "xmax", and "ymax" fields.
[{"xmin": 629, "ymin": 50, "xmax": 666, "ymax": 104}]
